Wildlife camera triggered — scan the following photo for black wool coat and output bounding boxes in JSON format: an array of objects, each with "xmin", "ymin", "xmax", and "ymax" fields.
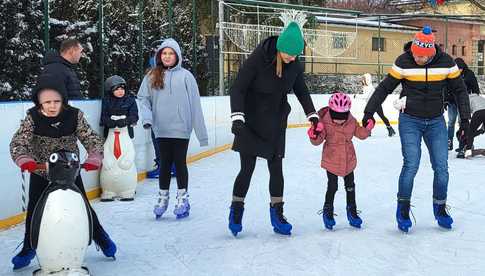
[{"xmin": 230, "ymin": 36, "xmax": 316, "ymax": 160}]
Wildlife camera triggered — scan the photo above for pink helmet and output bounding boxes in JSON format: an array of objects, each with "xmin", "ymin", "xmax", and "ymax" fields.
[{"xmin": 329, "ymin": 92, "xmax": 351, "ymax": 113}]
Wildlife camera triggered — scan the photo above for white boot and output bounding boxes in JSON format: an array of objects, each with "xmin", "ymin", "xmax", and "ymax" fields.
[
  {"xmin": 173, "ymin": 189, "xmax": 190, "ymax": 219},
  {"xmin": 153, "ymin": 190, "xmax": 169, "ymax": 219}
]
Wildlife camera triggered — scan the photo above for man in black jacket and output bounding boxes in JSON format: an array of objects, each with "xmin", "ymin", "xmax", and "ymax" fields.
[
  {"xmin": 41, "ymin": 38, "xmax": 83, "ymax": 99},
  {"xmin": 362, "ymin": 26, "xmax": 471, "ymax": 232}
]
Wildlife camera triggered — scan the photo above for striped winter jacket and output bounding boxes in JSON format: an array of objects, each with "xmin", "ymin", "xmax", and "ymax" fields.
[{"xmin": 364, "ymin": 42, "xmax": 471, "ymax": 120}]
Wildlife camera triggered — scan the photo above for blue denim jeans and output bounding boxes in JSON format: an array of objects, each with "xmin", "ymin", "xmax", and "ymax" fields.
[
  {"xmin": 447, "ymin": 103, "xmax": 458, "ymax": 142},
  {"xmin": 398, "ymin": 113, "xmax": 449, "ymax": 203}
]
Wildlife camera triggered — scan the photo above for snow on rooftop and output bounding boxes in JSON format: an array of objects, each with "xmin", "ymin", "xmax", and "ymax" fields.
[{"xmin": 315, "ymin": 16, "xmax": 419, "ymax": 31}]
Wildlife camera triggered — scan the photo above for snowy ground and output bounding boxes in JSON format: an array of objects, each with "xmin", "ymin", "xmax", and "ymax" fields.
[{"xmin": 1, "ymin": 126, "xmax": 485, "ymax": 276}]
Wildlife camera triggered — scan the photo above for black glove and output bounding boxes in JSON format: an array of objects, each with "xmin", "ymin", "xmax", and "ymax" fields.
[
  {"xmin": 458, "ymin": 119, "xmax": 470, "ymax": 149},
  {"xmin": 115, "ymin": 119, "xmax": 128, "ymax": 128},
  {"xmin": 362, "ymin": 113, "xmax": 375, "ymax": 128},
  {"xmin": 309, "ymin": 117, "xmax": 322, "ymax": 136},
  {"xmin": 231, "ymin": 120, "xmax": 245, "ymax": 136},
  {"xmin": 143, "ymin": 123, "xmax": 152, "ymax": 129},
  {"xmin": 444, "ymin": 101, "xmax": 448, "ymax": 111}
]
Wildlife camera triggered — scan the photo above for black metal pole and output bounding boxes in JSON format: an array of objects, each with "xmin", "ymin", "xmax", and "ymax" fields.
[
  {"xmin": 138, "ymin": 0, "xmax": 144, "ymax": 80},
  {"xmin": 169, "ymin": 0, "xmax": 174, "ymax": 37},
  {"xmin": 43, "ymin": 0, "xmax": 49, "ymax": 51},
  {"xmin": 192, "ymin": 0, "xmax": 197, "ymax": 76},
  {"xmin": 98, "ymin": 0, "xmax": 104, "ymax": 97}
]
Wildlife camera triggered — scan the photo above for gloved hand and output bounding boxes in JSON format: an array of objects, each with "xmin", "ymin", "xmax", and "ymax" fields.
[
  {"xmin": 362, "ymin": 113, "xmax": 375, "ymax": 128},
  {"xmin": 16, "ymin": 156, "xmax": 37, "ymax": 172},
  {"xmin": 365, "ymin": 119, "xmax": 375, "ymax": 131},
  {"xmin": 143, "ymin": 123, "xmax": 152, "ymax": 129},
  {"xmin": 309, "ymin": 117, "xmax": 322, "ymax": 137},
  {"xmin": 458, "ymin": 119, "xmax": 470, "ymax": 149},
  {"xmin": 231, "ymin": 120, "xmax": 245, "ymax": 136},
  {"xmin": 307, "ymin": 122, "xmax": 324, "ymax": 140},
  {"xmin": 82, "ymin": 152, "xmax": 102, "ymax": 171}
]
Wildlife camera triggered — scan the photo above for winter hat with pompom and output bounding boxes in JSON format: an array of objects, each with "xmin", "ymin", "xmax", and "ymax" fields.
[{"xmin": 411, "ymin": 25, "xmax": 436, "ymax": 57}]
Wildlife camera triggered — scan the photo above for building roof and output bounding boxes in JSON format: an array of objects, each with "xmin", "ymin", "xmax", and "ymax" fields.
[
  {"xmin": 386, "ymin": 13, "xmax": 485, "ymax": 25},
  {"xmin": 315, "ymin": 16, "xmax": 420, "ymax": 32}
]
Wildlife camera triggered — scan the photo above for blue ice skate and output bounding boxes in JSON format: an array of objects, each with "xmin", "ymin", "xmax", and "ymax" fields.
[
  {"xmin": 228, "ymin": 201, "xmax": 244, "ymax": 236},
  {"xmin": 396, "ymin": 200, "xmax": 412, "ymax": 233},
  {"xmin": 433, "ymin": 203, "xmax": 453, "ymax": 229},
  {"xmin": 269, "ymin": 202, "xmax": 292, "ymax": 235}
]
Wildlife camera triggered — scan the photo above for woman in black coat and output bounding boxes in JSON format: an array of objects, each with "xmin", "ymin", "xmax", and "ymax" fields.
[{"xmin": 228, "ymin": 22, "xmax": 319, "ymax": 236}]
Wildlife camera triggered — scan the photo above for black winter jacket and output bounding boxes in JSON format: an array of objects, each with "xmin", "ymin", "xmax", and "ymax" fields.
[
  {"xmin": 41, "ymin": 50, "xmax": 82, "ymax": 99},
  {"xmin": 100, "ymin": 92, "xmax": 139, "ymax": 138},
  {"xmin": 447, "ymin": 60, "xmax": 480, "ymax": 105},
  {"xmin": 365, "ymin": 42, "xmax": 470, "ymax": 120},
  {"xmin": 230, "ymin": 36, "xmax": 317, "ymax": 159},
  {"xmin": 455, "ymin": 58, "xmax": 480, "ymax": 95}
]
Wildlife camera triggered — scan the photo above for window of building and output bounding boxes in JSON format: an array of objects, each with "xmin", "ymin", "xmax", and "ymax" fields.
[
  {"xmin": 372, "ymin": 37, "xmax": 385, "ymax": 51},
  {"xmin": 332, "ymin": 34, "xmax": 347, "ymax": 49},
  {"xmin": 462, "ymin": 46, "xmax": 466, "ymax": 56},
  {"xmin": 452, "ymin": 45, "xmax": 457, "ymax": 56}
]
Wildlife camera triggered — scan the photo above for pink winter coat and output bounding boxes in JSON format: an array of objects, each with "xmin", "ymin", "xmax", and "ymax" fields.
[{"xmin": 310, "ymin": 110, "xmax": 370, "ymax": 176}]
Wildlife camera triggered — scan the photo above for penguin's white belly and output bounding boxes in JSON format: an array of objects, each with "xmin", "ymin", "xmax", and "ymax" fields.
[
  {"xmin": 100, "ymin": 166, "xmax": 137, "ymax": 194},
  {"xmin": 36, "ymin": 189, "xmax": 90, "ymax": 272},
  {"xmin": 100, "ymin": 127, "xmax": 138, "ymax": 198}
]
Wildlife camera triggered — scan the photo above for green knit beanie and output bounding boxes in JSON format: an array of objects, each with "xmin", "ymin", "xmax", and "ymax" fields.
[{"xmin": 276, "ymin": 21, "xmax": 304, "ymax": 56}]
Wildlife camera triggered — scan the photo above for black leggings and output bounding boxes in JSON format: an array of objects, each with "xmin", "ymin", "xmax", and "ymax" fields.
[
  {"xmin": 376, "ymin": 106, "xmax": 391, "ymax": 127},
  {"xmin": 468, "ymin": 109, "xmax": 485, "ymax": 148},
  {"xmin": 158, "ymin": 138, "xmax": 189, "ymax": 190},
  {"xmin": 24, "ymin": 173, "xmax": 105, "ymax": 250},
  {"xmin": 325, "ymin": 171, "xmax": 356, "ymax": 207},
  {"xmin": 232, "ymin": 153, "xmax": 284, "ymax": 198}
]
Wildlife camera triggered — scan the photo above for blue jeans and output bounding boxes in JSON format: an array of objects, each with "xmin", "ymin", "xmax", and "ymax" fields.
[
  {"xmin": 447, "ymin": 103, "xmax": 458, "ymax": 142},
  {"xmin": 398, "ymin": 113, "xmax": 449, "ymax": 203}
]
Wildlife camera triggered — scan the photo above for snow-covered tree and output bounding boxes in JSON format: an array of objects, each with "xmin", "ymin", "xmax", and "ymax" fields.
[
  {"xmin": 0, "ymin": 0, "xmax": 209, "ymax": 100},
  {"xmin": 0, "ymin": 0, "xmax": 44, "ymax": 101}
]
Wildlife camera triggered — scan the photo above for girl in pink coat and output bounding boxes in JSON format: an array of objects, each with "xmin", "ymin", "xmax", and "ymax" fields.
[{"xmin": 308, "ymin": 92, "xmax": 374, "ymax": 230}]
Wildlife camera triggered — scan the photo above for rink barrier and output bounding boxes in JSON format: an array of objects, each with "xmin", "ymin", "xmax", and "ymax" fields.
[
  {"xmin": 0, "ymin": 144, "xmax": 232, "ymax": 230},
  {"xmin": 0, "ymin": 95, "xmax": 401, "ymax": 230},
  {"xmin": 0, "ymin": 121, "xmax": 398, "ymax": 230}
]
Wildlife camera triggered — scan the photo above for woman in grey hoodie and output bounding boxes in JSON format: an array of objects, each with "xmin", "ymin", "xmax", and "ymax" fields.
[{"xmin": 138, "ymin": 38, "xmax": 208, "ymax": 219}]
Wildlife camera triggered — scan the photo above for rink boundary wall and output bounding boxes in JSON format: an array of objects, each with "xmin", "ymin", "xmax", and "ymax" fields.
[{"xmin": 0, "ymin": 95, "xmax": 401, "ymax": 230}]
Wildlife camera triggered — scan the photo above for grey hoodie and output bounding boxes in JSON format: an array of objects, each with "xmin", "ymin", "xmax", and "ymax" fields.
[{"xmin": 138, "ymin": 38, "xmax": 208, "ymax": 146}]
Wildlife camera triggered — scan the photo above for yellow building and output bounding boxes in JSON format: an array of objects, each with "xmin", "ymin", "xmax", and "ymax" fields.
[{"xmin": 305, "ymin": 16, "xmax": 418, "ymax": 75}]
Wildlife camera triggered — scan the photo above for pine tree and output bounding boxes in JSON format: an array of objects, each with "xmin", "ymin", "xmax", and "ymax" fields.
[
  {"xmin": 0, "ymin": 0, "xmax": 44, "ymax": 100},
  {"xmin": 1, "ymin": 0, "xmax": 210, "ymax": 100}
]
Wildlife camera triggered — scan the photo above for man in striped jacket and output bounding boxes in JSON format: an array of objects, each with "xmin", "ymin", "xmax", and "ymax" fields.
[{"xmin": 362, "ymin": 26, "xmax": 471, "ymax": 233}]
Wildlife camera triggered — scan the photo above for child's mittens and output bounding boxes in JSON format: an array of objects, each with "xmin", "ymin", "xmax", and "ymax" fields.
[
  {"xmin": 365, "ymin": 119, "xmax": 375, "ymax": 131},
  {"xmin": 307, "ymin": 122, "xmax": 324, "ymax": 140},
  {"xmin": 82, "ymin": 152, "xmax": 102, "ymax": 171},
  {"xmin": 16, "ymin": 156, "xmax": 37, "ymax": 172}
]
